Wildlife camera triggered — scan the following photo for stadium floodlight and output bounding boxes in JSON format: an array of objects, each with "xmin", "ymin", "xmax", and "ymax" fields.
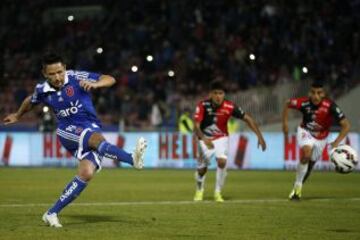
[
  {"xmin": 67, "ymin": 15, "xmax": 74, "ymax": 22},
  {"xmin": 168, "ymin": 70, "xmax": 175, "ymax": 77},
  {"xmin": 249, "ymin": 54, "xmax": 256, "ymax": 61},
  {"xmin": 131, "ymin": 65, "xmax": 138, "ymax": 72},
  {"xmin": 96, "ymin": 47, "xmax": 103, "ymax": 54},
  {"xmin": 302, "ymin": 66, "xmax": 308, "ymax": 74},
  {"xmin": 43, "ymin": 106, "xmax": 49, "ymax": 113},
  {"xmin": 146, "ymin": 55, "xmax": 153, "ymax": 62}
]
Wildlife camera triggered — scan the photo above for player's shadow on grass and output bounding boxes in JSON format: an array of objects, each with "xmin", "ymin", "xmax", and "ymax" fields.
[
  {"xmin": 327, "ymin": 229, "xmax": 354, "ymax": 233},
  {"xmin": 202, "ymin": 196, "xmax": 233, "ymax": 201},
  {"xmin": 302, "ymin": 196, "xmax": 348, "ymax": 201},
  {"xmin": 65, "ymin": 214, "xmax": 133, "ymax": 225}
]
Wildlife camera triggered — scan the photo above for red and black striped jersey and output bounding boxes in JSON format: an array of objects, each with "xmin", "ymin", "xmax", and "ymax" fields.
[
  {"xmin": 288, "ymin": 97, "xmax": 345, "ymax": 139},
  {"xmin": 194, "ymin": 99, "xmax": 245, "ymax": 139}
]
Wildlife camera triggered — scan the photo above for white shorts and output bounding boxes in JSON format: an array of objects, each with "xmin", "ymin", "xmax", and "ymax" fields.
[
  {"xmin": 296, "ymin": 126, "xmax": 327, "ymax": 162},
  {"xmin": 197, "ymin": 136, "xmax": 229, "ymax": 168}
]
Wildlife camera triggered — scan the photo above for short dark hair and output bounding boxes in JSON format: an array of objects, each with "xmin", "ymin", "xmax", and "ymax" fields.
[
  {"xmin": 41, "ymin": 53, "xmax": 64, "ymax": 68},
  {"xmin": 311, "ymin": 81, "xmax": 324, "ymax": 88},
  {"xmin": 210, "ymin": 80, "xmax": 225, "ymax": 91}
]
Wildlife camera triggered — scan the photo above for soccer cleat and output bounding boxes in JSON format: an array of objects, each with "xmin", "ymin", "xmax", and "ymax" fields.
[
  {"xmin": 132, "ymin": 137, "xmax": 147, "ymax": 169},
  {"xmin": 289, "ymin": 185, "xmax": 302, "ymax": 200},
  {"xmin": 214, "ymin": 191, "xmax": 224, "ymax": 202},
  {"xmin": 193, "ymin": 190, "xmax": 204, "ymax": 201},
  {"xmin": 42, "ymin": 212, "xmax": 63, "ymax": 228}
]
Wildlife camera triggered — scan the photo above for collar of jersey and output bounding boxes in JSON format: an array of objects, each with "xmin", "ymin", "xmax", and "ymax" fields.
[{"xmin": 43, "ymin": 73, "xmax": 69, "ymax": 93}]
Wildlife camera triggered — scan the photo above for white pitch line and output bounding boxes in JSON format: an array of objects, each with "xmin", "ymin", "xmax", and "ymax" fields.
[{"xmin": 1, "ymin": 198, "xmax": 360, "ymax": 208}]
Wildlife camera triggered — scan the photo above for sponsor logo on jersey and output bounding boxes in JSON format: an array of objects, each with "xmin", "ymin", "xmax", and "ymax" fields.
[
  {"xmin": 203, "ymin": 124, "xmax": 224, "ymax": 136},
  {"xmin": 57, "ymin": 100, "xmax": 83, "ymax": 117}
]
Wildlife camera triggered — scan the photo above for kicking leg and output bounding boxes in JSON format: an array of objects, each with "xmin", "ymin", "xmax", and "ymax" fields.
[
  {"xmin": 88, "ymin": 132, "xmax": 146, "ymax": 169},
  {"xmin": 43, "ymin": 159, "xmax": 95, "ymax": 227}
]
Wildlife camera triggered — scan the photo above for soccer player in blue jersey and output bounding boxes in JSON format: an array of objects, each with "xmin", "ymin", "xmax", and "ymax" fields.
[{"xmin": 3, "ymin": 53, "xmax": 147, "ymax": 227}]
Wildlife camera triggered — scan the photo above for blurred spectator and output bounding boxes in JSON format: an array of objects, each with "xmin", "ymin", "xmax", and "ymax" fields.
[
  {"xmin": 178, "ymin": 108, "xmax": 193, "ymax": 134},
  {"xmin": 1, "ymin": 0, "xmax": 359, "ymax": 129}
]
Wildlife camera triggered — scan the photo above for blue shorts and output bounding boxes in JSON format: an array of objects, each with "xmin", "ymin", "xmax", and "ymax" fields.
[{"xmin": 56, "ymin": 124, "xmax": 103, "ymax": 170}]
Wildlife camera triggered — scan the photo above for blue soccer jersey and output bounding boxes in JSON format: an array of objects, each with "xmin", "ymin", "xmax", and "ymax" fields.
[
  {"xmin": 31, "ymin": 70, "xmax": 104, "ymax": 168},
  {"xmin": 31, "ymin": 70, "xmax": 102, "ymax": 128}
]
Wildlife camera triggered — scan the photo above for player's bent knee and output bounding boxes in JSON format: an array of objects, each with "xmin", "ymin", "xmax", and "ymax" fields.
[
  {"xmin": 197, "ymin": 167, "xmax": 207, "ymax": 176},
  {"xmin": 78, "ymin": 160, "xmax": 96, "ymax": 182},
  {"xmin": 88, "ymin": 132, "xmax": 106, "ymax": 150},
  {"xmin": 301, "ymin": 146, "xmax": 312, "ymax": 159},
  {"xmin": 217, "ymin": 158, "xmax": 227, "ymax": 169},
  {"xmin": 78, "ymin": 168, "xmax": 95, "ymax": 182}
]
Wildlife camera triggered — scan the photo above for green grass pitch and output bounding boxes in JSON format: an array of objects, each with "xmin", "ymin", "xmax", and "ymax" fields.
[{"xmin": 0, "ymin": 168, "xmax": 359, "ymax": 240}]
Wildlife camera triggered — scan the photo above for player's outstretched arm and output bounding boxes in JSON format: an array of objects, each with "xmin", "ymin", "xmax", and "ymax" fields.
[
  {"xmin": 282, "ymin": 100, "xmax": 290, "ymax": 138},
  {"xmin": 242, "ymin": 113, "xmax": 266, "ymax": 151},
  {"xmin": 80, "ymin": 74, "xmax": 116, "ymax": 91},
  {"xmin": 330, "ymin": 118, "xmax": 351, "ymax": 148},
  {"xmin": 3, "ymin": 96, "xmax": 34, "ymax": 125}
]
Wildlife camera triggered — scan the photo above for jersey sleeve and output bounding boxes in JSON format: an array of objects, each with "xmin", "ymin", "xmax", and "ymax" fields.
[
  {"xmin": 330, "ymin": 102, "xmax": 346, "ymax": 122},
  {"xmin": 231, "ymin": 104, "xmax": 245, "ymax": 119},
  {"xmin": 288, "ymin": 97, "xmax": 303, "ymax": 110},
  {"xmin": 69, "ymin": 70, "xmax": 101, "ymax": 82},
  {"xmin": 194, "ymin": 102, "xmax": 205, "ymax": 123},
  {"xmin": 30, "ymin": 84, "xmax": 43, "ymax": 104}
]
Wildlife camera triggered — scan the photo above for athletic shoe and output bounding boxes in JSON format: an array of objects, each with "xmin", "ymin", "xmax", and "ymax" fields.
[
  {"xmin": 132, "ymin": 137, "xmax": 147, "ymax": 169},
  {"xmin": 214, "ymin": 191, "xmax": 224, "ymax": 202},
  {"xmin": 193, "ymin": 190, "xmax": 204, "ymax": 201},
  {"xmin": 289, "ymin": 185, "xmax": 302, "ymax": 200},
  {"xmin": 42, "ymin": 212, "xmax": 62, "ymax": 228}
]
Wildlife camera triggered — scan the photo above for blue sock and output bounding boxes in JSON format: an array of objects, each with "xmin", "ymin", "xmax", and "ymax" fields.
[
  {"xmin": 97, "ymin": 141, "xmax": 133, "ymax": 165},
  {"xmin": 48, "ymin": 176, "xmax": 87, "ymax": 214}
]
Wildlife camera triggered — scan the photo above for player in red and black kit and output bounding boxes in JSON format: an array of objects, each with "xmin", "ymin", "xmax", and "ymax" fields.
[
  {"xmin": 193, "ymin": 81, "xmax": 266, "ymax": 202},
  {"xmin": 283, "ymin": 82, "xmax": 350, "ymax": 200}
]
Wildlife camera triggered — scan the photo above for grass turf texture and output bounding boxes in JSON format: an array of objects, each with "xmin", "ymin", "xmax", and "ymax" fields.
[{"xmin": 0, "ymin": 168, "xmax": 359, "ymax": 240}]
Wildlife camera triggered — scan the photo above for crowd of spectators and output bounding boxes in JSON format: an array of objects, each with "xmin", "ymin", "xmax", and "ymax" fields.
[{"xmin": 1, "ymin": 0, "xmax": 359, "ymax": 130}]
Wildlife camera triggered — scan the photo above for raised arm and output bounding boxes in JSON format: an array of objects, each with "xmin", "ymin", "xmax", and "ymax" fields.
[
  {"xmin": 3, "ymin": 96, "xmax": 35, "ymax": 125},
  {"xmin": 242, "ymin": 113, "xmax": 266, "ymax": 151},
  {"xmin": 79, "ymin": 74, "xmax": 116, "ymax": 91}
]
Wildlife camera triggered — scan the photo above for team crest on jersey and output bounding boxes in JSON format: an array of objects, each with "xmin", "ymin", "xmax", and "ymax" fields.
[{"xmin": 65, "ymin": 86, "xmax": 74, "ymax": 97}]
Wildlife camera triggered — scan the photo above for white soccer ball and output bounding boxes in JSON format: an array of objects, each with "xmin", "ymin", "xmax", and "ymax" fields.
[{"xmin": 330, "ymin": 145, "xmax": 358, "ymax": 174}]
